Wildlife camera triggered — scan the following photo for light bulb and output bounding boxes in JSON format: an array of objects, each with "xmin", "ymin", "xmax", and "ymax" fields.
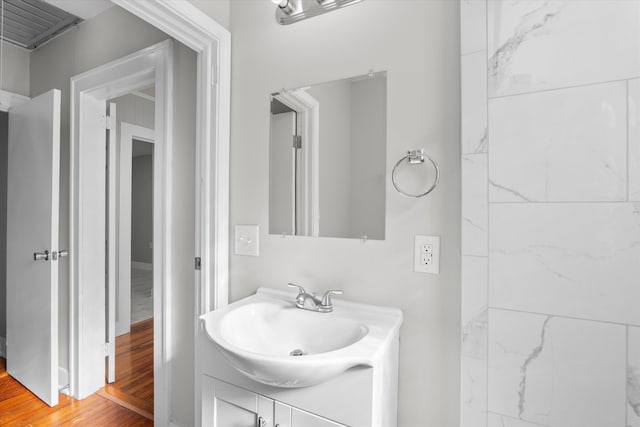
[{"xmin": 272, "ymin": 0, "xmax": 295, "ymax": 15}]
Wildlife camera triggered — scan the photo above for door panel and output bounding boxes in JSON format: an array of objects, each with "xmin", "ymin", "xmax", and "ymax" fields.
[
  {"xmin": 6, "ymin": 89, "xmax": 61, "ymax": 407},
  {"xmin": 76, "ymin": 93, "xmax": 107, "ymax": 396}
]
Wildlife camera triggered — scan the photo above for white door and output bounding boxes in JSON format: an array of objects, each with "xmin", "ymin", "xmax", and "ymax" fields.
[{"xmin": 6, "ymin": 89, "xmax": 61, "ymax": 407}]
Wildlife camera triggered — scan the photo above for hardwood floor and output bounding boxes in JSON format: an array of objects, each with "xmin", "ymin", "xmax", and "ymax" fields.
[
  {"xmin": 103, "ymin": 318, "xmax": 154, "ymax": 418},
  {"xmin": 0, "ymin": 318, "xmax": 154, "ymax": 426}
]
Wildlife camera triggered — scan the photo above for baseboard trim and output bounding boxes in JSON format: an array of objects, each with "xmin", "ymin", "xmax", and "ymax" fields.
[
  {"xmin": 131, "ymin": 261, "xmax": 152, "ymax": 271},
  {"xmin": 0, "ymin": 336, "xmax": 5, "ymax": 358}
]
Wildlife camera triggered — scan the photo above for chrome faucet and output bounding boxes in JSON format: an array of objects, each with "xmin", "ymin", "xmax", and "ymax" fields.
[{"xmin": 287, "ymin": 283, "xmax": 343, "ymax": 313}]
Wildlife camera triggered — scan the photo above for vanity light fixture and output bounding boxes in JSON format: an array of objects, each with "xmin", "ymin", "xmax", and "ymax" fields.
[
  {"xmin": 273, "ymin": 0, "xmax": 364, "ymax": 25},
  {"xmin": 271, "ymin": 0, "xmax": 297, "ymax": 16}
]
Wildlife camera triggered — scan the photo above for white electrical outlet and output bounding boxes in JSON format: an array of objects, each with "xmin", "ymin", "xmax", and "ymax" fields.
[{"xmin": 414, "ymin": 235, "xmax": 440, "ymax": 274}]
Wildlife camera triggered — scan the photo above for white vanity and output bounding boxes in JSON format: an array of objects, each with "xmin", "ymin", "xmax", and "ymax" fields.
[{"xmin": 199, "ymin": 287, "xmax": 403, "ymax": 427}]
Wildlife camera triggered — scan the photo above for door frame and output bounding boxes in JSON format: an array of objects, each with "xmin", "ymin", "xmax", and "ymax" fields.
[
  {"xmin": 116, "ymin": 122, "xmax": 155, "ymax": 337},
  {"xmin": 69, "ymin": 2, "xmax": 231, "ymax": 424},
  {"xmin": 0, "ymin": 90, "xmax": 29, "ymax": 112},
  {"xmin": 70, "ymin": 39, "xmax": 171, "ymax": 419},
  {"xmin": 110, "ymin": 0, "xmax": 231, "ymax": 316},
  {"xmin": 273, "ymin": 90, "xmax": 320, "ymax": 236}
]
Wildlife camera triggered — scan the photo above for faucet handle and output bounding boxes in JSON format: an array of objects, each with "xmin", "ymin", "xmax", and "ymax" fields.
[
  {"xmin": 287, "ymin": 283, "xmax": 306, "ymax": 295},
  {"xmin": 320, "ymin": 290, "xmax": 343, "ymax": 307}
]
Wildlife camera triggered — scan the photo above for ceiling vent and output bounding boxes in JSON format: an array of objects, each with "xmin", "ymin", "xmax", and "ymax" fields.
[{"xmin": 1, "ymin": 0, "xmax": 82, "ymax": 50}]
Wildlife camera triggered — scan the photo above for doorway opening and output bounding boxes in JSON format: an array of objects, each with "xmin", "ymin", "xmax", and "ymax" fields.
[
  {"xmin": 129, "ymin": 139, "xmax": 154, "ymax": 325},
  {"xmin": 101, "ymin": 92, "xmax": 156, "ymax": 419}
]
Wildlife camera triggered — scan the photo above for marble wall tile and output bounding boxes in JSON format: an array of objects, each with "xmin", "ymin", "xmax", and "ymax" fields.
[
  {"xmin": 462, "ymin": 256, "xmax": 488, "ymax": 355},
  {"xmin": 488, "ymin": 0, "xmax": 640, "ymax": 97},
  {"xmin": 630, "ymin": 79, "xmax": 640, "ymax": 201},
  {"xmin": 488, "ymin": 310, "xmax": 626, "ymax": 427},
  {"xmin": 462, "ymin": 356, "xmax": 488, "ymax": 427},
  {"xmin": 629, "ymin": 327, "xmax": 640, "ymax": 427},
  {"xmin": 462, "ymin": 51, "xmax": 488, "ymax": 154},
  {"xmin": 489, "ymin": 82, "xmax": 627, "ymax": 202},
  {"xmin": 461, "ymin": 256, "xmax": 488, "ymax": 427},
  {"xmin": 490, "ymin": 203, "xmax": 640, "ymax": 326},
  {"xmin": 462, "ymin": 154, "xmax": 488, "ymax": 256},
  {"xmin": 461, "ymin": 0, "xmax": 487, "ymax": 55}
]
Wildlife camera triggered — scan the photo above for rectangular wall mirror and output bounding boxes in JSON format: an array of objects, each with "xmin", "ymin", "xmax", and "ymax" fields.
[{"xmin": 269, "ymin": 71, "xmax": 387, "ymax": 240}]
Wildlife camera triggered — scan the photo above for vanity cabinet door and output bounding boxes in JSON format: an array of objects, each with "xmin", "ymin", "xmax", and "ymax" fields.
[
  {"xmin": 204, "ymin": 377, "xmax": 275, "ymax": 427},
  {"xmin": 216, "ymin": 399, "xmax": 258, "ymax": 427},
  {"xmin": 291, "ymin": 409, "xmax": 347, "ymax": 427},
  {"xmin": 203, "ymin": 376, "xmax": 347, "ymax": 427},
  {"xmin": 274, "ymin": 402, "xmax": 347, "ymax": 427},
  {"xmin": 274, "ymin": 402, "xmax": 291, "ymax": 427}
]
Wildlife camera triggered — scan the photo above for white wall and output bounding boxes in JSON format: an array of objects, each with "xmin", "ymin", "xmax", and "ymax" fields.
[
  {"xmin": 0, "ymin": 41, "xmax": 30, "ymax": 96},
  {"xmin": 307, "ymin": 80, "xmax": 352, "ymax": 238},
  {"xmin": 169, "ymin": 42, "xmax": 197, "ymax": 426},
  {"xmin": 29, "ymin": 6, "xmax": 200, "ymax": 427},
  {"xmin": 230, "ymin": 1, "xmax": 461, "ymax": 426},
  {"xmin": 131, "ymin": 152, "xmax": 153, "ymax": 264},
  {"xmin": 189, "ymin": 0, "xmax": 230, "ymax": 31},
  {"xmin": 460, "ymin": 1, "xmax": 640, "ymax": 426},
  {"xmin": 349, "ymin": 76, "xmax": 386, "ymax": 240},
  {"xmin": 0, "ymin": 42, "xmax": 29, "ymax": 344}
]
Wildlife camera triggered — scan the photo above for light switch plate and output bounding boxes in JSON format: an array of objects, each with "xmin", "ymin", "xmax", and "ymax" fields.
[
  {"xmin": 414, "ymin": 235, "xmax": 440, "ymax": 274},
  {"xmin": 234, "ymin": 225, "xmax": 259, "ymax": 256}
]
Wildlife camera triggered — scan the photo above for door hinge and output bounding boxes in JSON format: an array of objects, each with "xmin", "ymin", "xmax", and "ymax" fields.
[
  {"xmin": 195, "ymin": 257, "xmax": 201, "ymax": 270},
  {"xmin": 106, "ymin": 114, "xmax": 115, "ymax": 130},
  {"xmin": 293, "ymin": 135, "xmax": 302, "ymax": 149},
  {"xmin": 105, "ymin": 342, "xmax": 110, "ymax": 357}
]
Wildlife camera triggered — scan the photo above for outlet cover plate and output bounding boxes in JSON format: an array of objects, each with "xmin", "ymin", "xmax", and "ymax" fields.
[
  {"xmin": 414, "ymin": 235, "xmax": 440, "ymax": 274},
  {"xmin": 235, "ymin": 225, "xmax": 259, "ymax": 256}
]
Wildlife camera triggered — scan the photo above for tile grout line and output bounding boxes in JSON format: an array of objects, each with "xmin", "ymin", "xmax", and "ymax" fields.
[
  {"xmin": 487, "ymin": 411, "xmax": 548, "ymax": 427},
  {"xmin": 626, "ymin": 325, "xmax": 629, "ymax": 427},
  {"xmin": 488, "ymin": 76, "xmax": 639, "ymax": 101},
  {"xmin": 484, "ymin": 1, "xmax": 490, "ymax": 426},
  {"xmin": 490, "ymin": 306, "xmax": 640, "ymax": 328},
  {"xmin": 489, "ymin": 200, "xmax": 636, "ymax": 205}
]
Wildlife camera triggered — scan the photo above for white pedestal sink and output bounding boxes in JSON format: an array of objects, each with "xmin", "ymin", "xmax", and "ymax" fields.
[{"xmin": 200, "ymin": 287, "xmax": 402, "ymax": 388}]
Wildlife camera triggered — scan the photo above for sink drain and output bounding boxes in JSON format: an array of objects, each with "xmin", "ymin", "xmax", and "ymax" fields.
[{"xmin": 289, "ymin": 349, "xmax": 307, "ymax": 356}]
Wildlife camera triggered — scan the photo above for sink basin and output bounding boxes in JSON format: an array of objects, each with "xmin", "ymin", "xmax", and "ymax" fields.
[
  {"xmin": 201, "ymin": 287, "xmax": 402, "ymax": 388},
  {"xmin": 219, "ymin": 302, "xmax": 368, "ymax": 356}
]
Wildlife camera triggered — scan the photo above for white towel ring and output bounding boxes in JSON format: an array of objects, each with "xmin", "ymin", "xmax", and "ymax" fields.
[{"xmin": 392, "ymin": 149, "xmax": 440, "ymax": 198}]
